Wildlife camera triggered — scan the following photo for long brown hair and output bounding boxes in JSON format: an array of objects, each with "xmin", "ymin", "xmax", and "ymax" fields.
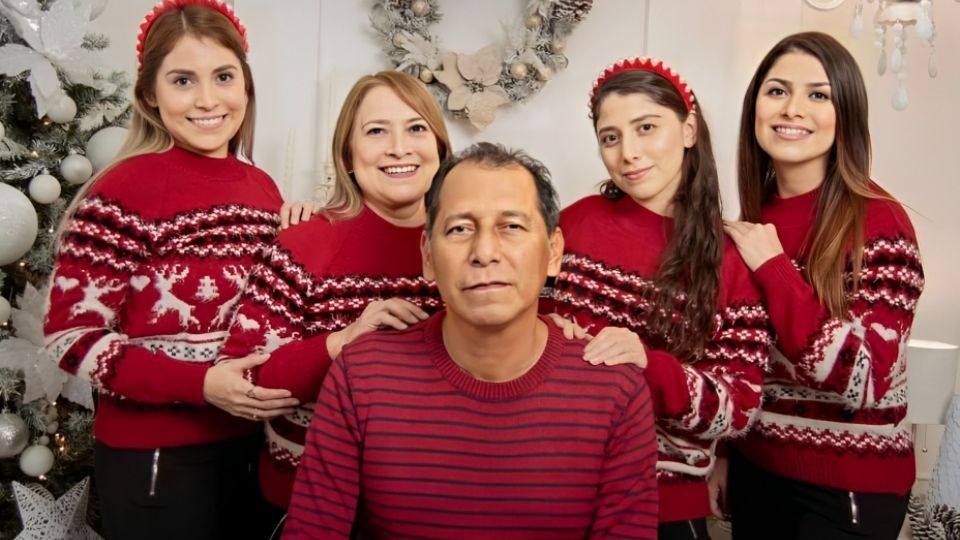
[
  {"xmin": 591, "ymin": 70, "xmax": 723, "ymax": 359},
  {"xmin": 56, "ymin": 4, "xmax": 255, "ymax": 243},
  {"xmin": 325, "ymin": 71, "xmax": 452, "ymax": 220},
  {"xmin": 738, "ymin": 32, "xmax": 879, "ymax": 318}
]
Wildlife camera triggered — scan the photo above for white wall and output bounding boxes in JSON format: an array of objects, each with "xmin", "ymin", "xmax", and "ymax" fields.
[{"xmin": 90, "ymin": 0, "xmax": 960, "ymax": 480}]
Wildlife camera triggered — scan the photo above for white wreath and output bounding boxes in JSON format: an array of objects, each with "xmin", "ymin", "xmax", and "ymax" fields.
[{"xmin": 370, "ymin": 0, "xmax": 593, "ymax": 130}]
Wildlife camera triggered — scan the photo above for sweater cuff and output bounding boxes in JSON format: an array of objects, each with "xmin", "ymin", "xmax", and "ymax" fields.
[
  {"xmin": 114, "ymin": 345, "xmax": 210, "ymax": 406},
  {"xmin": 642, "ymin": 347, "xmax": 690, "ymax": 418},
  {"xmin": 753, "ymin": 253, "xmax": 802, "ymax": 292}
]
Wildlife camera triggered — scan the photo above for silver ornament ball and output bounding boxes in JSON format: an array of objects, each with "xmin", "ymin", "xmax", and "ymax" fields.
[
  {"xmin": 47, "ymin": 93, "xmax": 77, "ymax": 124},
  {"xmin": 85, "ymin": 126, "xmax": 129, "ymax": 173},
  {"xmin": 28, "ymin": 173, "xmax": 61, "ymax": 204},
  {"xmin": 60, "ymin": 154, "xmax": 94, "ymax": 185},
  {"xmin": 509, "ymin": 62, "xmax": 529, "ymax": 80},
  {"xmin": 411, "ymin": 0, "xmax": 430, "ymax": 16},
  {"xmin": 0, "ymin": 413, "xmax": 29, "ymax": 459}
]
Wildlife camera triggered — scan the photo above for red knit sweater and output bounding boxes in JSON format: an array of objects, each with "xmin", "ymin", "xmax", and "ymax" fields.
[
  {"xmin": 545, "ymin": 194, "xmax": 771, "ymax": 523},
  {"xmin": 218, "ymin": 205, "xmax": 439, "ymax": 507},
  {"xmin": 735, "ymin": 186, "xmax": 924, "ymax": 495},
  {"xmin": 282, "ymin": 312, "xmax": 659, "ymax": 540},
  {"xmin": 45, "ymin": 146, "xmax": 283, "ymax": 448}
]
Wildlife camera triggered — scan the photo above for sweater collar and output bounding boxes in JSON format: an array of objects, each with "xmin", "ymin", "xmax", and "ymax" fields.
[
  {"xmin": 764, "ymin": 185, "xmax": 821, "ymax": 227},
  {"xmin": 164, "ymin": 145, "xmax": 246, "ymax": 181},
  {"xmin": 424, "ymin": 311, "xmax": 562, "ymax": 401},
  {"xmin": 612, "ymin": 195, "xmax": 673, "ymax": 230}
]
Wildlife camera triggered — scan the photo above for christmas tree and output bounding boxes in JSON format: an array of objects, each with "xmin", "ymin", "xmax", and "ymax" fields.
[{"xmin": 0, "ymin": 0, "xmax": 130, "ymax": 536}]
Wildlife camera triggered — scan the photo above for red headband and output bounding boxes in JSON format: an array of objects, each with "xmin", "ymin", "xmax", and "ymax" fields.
[
  {"xmin": 136, "ymin": 0, "xmax": 248, "ymax": 71},
  {"xmin": 589, "ymin": 57, "xmax": 696, "ymax": 114}
]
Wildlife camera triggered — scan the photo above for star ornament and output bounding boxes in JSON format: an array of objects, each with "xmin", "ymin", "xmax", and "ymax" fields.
[{"xmin": 13, "ymin": 477, "xmax": 103, "ymax": 540}]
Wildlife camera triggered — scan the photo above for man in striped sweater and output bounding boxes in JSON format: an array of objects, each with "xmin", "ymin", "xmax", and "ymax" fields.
[{"xmin": 283, "ymin": 143, "xmax": 659, "ymax": 539}]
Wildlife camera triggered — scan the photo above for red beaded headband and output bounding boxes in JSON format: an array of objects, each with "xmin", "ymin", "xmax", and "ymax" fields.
[
  {"xmin": 589, "ymin": 57, "xmax": 696, "ymax": 114},
  {"xmin": 136, "ymin": 0, "xmax": 248, "ymax": 71}
]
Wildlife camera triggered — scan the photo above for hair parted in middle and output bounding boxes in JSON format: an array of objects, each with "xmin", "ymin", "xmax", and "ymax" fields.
[
  {"xmin": 324, "ymin": 71, "xmax": 452, "ymax": 221},
  {"xmin": 590, "ymin": 64, "xmax": 723, "ymax": 360}
]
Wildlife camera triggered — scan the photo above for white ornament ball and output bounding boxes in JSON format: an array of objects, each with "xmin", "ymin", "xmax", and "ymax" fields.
[
  {"xmin": 509, "ymin": 62, "xmax": 529, "ymax": 80},
  {"xmin": 89, "ymin": 0, "xmax": 107, "ymax": 20},
  {"xmin": 85, "ymin": 126, "xmax": 129, "ymax": 172},
  {"xmin": 525, "ymin": 14, "xmax": 543, "ymax": 29},
  {"xmin": 38, "ymin": 435, "xmax": 50, "ymax": 445},
  {"xmin": 19, "ymin": 444, "xmax": 55, "ymax": 477},
  {"xmin": 0, "ymin": 412, "xmax": 29, "ymax": 458},
  {"xmin": 0, "ymin": 120, "xmax": 5, "ymax": 140},
  {"xmin": 0, "ymin": 183, "xmax": 39, "ymax": 266},
  {"xmin": 60, "ymin": 154, "xmax": 94, "ymax": 185},
  {"xmin": 28, "ymin": 173, "xmax": 61, "ymax": 204},
  {"xmin": 0, "ymin": 296, "xmax": 10, "ymax": 323},
  {"xmin": 45, "ymin": 421, "xmax": 59, "ymax": 434},
  {"xmin": 47, "ymin": 93, "xmax": 77, "ymax": 124},
  {"xmin": 45, "ymin": 405, "xmax": 58, "ymax": 421},
  {"xmin": 411, "ymin": 0, "xmax": 429, "ymax": 16},
  {"xmin": 419, "ymin": 68, "xmax": 434, "ymax": 83}
]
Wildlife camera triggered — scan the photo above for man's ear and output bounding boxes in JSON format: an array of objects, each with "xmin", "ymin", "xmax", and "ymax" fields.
[
  {"xmin": 421, "ymin": 231, "xmax": 435, "ymax": 281},
  {"xmin": 546, "ymin": 227, "xmax": 564, "ymax": 278}
]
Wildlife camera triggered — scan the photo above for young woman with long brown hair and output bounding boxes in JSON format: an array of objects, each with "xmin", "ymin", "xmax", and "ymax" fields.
[
  {"xmin": 719, "ymin": 32, "xmax": 924, "ymax": 539},
  {"xmin": 44, "ymin": 1, "xmax": 297, "ymax": 537},
  {"xmin": 545, "ymin": 58, "xmax": 771, "ymax": 540}
]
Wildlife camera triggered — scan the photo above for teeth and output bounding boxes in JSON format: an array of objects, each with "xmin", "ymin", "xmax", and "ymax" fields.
[
  {"xmin": 191, "ymin": 116, "xmax": 224, "ymax": 127},
  {"xmin": 775, "ymin": 126, "xmax": 810, "ymax": 136},
  {"xmin": 383, "ymin": 165, "xmax": 417, "ymax": 174}
]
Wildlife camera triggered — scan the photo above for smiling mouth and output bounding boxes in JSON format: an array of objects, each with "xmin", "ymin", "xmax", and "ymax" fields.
[
  {"xmin": 774, "ymin": 126, "xmax": 812, "ymax": 138},
  {"xmin": 381, "ymin": 164, "xmax": 419, "ymax": 177},
  {"xmin": 622, "ymin": 166, "xmax": 652, "ymax": 181},
  {"xmin": 189, "ymin": 115, "xmax": 227, "ymax": 128}
]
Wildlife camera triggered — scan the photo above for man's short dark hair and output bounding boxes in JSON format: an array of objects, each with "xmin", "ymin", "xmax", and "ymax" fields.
[{"xmin": 424, "ymin": 142, "xmax": 560, "ymax": 237}]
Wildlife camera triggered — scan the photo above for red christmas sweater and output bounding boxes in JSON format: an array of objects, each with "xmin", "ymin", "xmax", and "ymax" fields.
[
  {"xmin": 735, "ymin": 185, "xmax": 924, "ymax": 495},
  {"xmin": 45, "ymin": 146, "xmax": 283, "ymax": 448},
  {"xmin": 545, "ymin": 194, "xmax": 771, "ymax": 523},
  {"xmin": 282, "ymin": 312, "xmax": 659, "ymax": 540},
  {"xmin": 219, "ymin": 205, "xmax": 439, "ymax": 508}
]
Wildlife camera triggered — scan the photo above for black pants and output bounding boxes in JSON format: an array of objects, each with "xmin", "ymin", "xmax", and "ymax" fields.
[
  {"xmin": 659, "ymin": 518, "xmax": 711, "ymax": 540},
  {"xmin": 95, "ymin": 434, "xmax": 281, "ymax": 540},
  {"xmin": 728, "ymin": 450, "xmax": 909, "ymax": 540}
]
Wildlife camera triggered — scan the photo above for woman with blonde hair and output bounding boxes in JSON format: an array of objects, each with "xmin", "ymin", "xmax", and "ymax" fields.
[
  {"xmin": 217, "ymin": 70, "xmax": 450, "ymax": 514},
  {"xmin": 44, "ymin": 1, "xmax": 297, "ymax": 537}
]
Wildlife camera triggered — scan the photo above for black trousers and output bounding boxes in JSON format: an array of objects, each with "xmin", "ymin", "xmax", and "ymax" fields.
[
  {"xmin": 728, "ymin": 450, "xmax": 909, "ymax": 540},
  {"xmin": 95, "ymin": 434, "xmax": 282, "ymax": 540},
  {"xmin": 659, "ymin": 518, "xmax": 711, "ymax": 540}
]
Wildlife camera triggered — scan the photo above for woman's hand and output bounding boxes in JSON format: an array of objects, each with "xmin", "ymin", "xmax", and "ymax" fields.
[
  {"xmin": 708, "ymin": 456, "xmax": 730, "ymax": 519},
  {"xmin": 326, "ymin": 299, "xmax": 430, "ymax": 359},
  {"xmin": 280, "ymin": 200, "xmax": 323, "ymax": 229},
  {"xmin": 546, "ymin": 313, "xmax": 591, "ymax": 340},
  {"xmin": 582, "ymin": 327, "xmax": 647, "ymax": 368},
  {"xmin": 722, "ymin": 221, "xmax": 785, "ymax": 271},
  {"xmin": 203, "ymin": 354, "xmax": 300, "ymax": 420}
]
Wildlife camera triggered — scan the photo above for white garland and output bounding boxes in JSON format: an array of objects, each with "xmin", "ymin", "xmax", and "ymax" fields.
[{"xmin": 370, "ymin": 0, "xmax": 593, "ymax": 129}]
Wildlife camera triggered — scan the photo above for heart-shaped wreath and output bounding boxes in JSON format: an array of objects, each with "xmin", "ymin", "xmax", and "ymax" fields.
[{"xmin": 370, "ymin": 0, "xmax": 593, "ymax": 130}]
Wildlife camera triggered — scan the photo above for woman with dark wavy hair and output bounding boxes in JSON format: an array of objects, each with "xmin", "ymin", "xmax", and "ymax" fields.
[
  {"xmin": 718, "ymin": 32, "xmax": 924, "ymax": 539},
  {"xmin": 545, "ymin": 57, "xmax": 771, "ymax": 540}
]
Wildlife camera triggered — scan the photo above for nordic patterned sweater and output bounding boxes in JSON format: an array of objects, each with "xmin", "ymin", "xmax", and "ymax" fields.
[
  {"xmin": 218, "ymin": 205, "xmax": 439, "ymax": 508},
  {"xmin": 282, "ymin": 312, "xmax": 659, "ymax": 540},
  {"xmin": 545, "ymin": 194, "xmax": 771, "ymax": 523},
  {"xmin": 45, "ymin": 146, "xmax": 283, "ymax": 448},
  {"xmin": 735, "ymin": 185, "xmax": 924, "ymax": 495}
]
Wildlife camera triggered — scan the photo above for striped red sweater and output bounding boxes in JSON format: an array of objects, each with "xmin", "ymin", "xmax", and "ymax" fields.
[
  {"xmin": 283, "ymin": 312, "xmax": 659, "ymax": 539},
  {"xmin": 546, "ymin": 194, "xmax": 771, "ymax": 522},
  {"xmin": 45, "ymin": 146, "xmax": 283, "ymax": 448},
  {"xmin": 219, "ymin": 205, "xmax": 439, "ymax": 507},
  {"xmin": 735, "ymin": 186, "xmax": 924, "ymax": 495}
]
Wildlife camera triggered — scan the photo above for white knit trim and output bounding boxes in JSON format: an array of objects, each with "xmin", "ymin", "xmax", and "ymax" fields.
[{"xmin": 128, "ymin": 331, "xmax": 228, "ymax": 363}]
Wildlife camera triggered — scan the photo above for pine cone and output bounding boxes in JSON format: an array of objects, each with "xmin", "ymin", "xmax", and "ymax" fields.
[
  {"xmin": 910, "ymin": 495, "xmax": 948, "ymax": 540},
  {"xmin": 930, "ymin": 504, "xmax": 960, "ymax": 540},
  {"xmin": 551, "ymin": 0, "xmax": 593, "ymax": 22}
]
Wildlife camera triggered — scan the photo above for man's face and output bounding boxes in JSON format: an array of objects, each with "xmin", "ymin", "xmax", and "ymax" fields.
[{"xmin": 422, "ymin": 161, "xmax": 563, "ymax": 330}]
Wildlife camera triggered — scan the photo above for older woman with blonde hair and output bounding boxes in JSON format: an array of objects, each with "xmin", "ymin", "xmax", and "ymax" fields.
[{"xmin": 216, "ymin": 70, "xmax": 450, "ymax": 517}]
